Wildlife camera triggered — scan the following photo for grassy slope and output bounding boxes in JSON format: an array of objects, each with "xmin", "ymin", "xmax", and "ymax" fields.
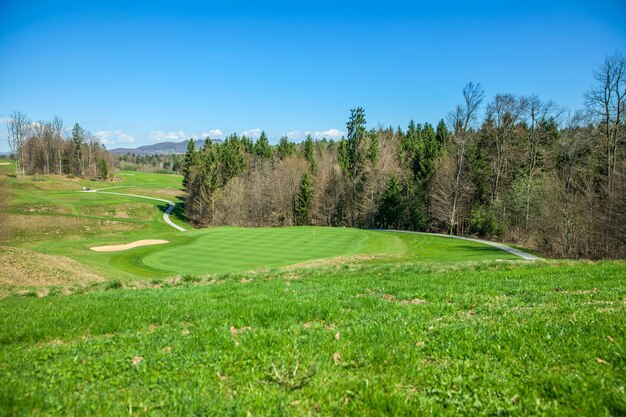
[{"xmin": 0, "ymin": 261, "xmax": 624, "ymax": 416}]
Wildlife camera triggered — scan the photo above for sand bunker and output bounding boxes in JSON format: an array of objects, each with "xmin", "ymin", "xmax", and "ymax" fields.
[{"xmin": 90, "ymin": 239, "xmax": 169, "ymax": 252}]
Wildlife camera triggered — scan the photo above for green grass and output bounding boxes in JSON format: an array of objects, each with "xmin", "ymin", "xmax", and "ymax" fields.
[
  {"xmin": 3, "ymin": 166, "xmax": 623, "ymax": 415},
  {"xmin": 0, "ymin": 260, "xmax": 624, "ymax": 415}
]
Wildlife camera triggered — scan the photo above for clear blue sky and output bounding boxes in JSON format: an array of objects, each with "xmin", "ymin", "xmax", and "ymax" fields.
[{"xmin": 1, "ymin": 1, "xmax": 624, "ymax": 151}]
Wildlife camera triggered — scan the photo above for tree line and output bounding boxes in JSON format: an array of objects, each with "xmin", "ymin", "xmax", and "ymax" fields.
[
  {"xmin": 182, "ymin": 53, "xmax": 625, "ymax": 259},
  {"xmin": 5, "ymin": 113, "xmax": 114, "ymax": 180},
  {"xmin": 116, "ymin": 153, "xmax": 184, "ymax": 174}
]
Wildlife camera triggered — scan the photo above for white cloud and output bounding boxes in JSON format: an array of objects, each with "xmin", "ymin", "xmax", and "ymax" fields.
[
  {"xmin": 94, "ymin": 130, "xmax": 135, "ymax": 146},
  {"xmin": 147, "ymin": 130, "xmax": 189, "ymax": 142},
  {"xmin": 203, "ymin": 129, "xmax": 223, "ymax": 138},
  {"xmin": 305, "ymin": 128, "xmax": 344, "ymax": 140},
  {"xmin": 284, "ymin": 130, "xmax": 302, "ymax": 140},
  {"xmin": 242, "ymin": 128, "xmax": 261, "ymax": 138}
]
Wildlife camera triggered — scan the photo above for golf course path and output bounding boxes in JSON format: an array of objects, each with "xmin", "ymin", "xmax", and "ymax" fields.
[
  {"xmin": 83, "ymin": 188, "xmax": 187, "ymax": 232},
  {"xmin": 382, "ymin": 230, "xmax": 541, "ymax": 260}
]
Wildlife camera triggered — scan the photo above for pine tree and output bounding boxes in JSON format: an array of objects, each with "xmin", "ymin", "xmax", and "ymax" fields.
[
  {"xmin": 378, "ymin": 176, "xmax": 403, "ymax": 228},
  {"xmin": 302, "ymin": 134, "xmax": 317, "ymax": 174},
  {"xmin": 182, "ymin": 139, "xmax": 199, "ymax": 189},
  {"xmin": 220, "ymin": 134, "xmax": 247, "ymax": 184},
  {"xmin": 98, "ymin": 158, "xmax": 108, "ymax": 180},
  {"xmin": 71, "ymin": 123, "xmax": 85, "ymax": 176},
  {"xmin": 294, "ymin": 172, "xmax": 313, "ymax": 225},
  {"xmin": 435, "ymin": 119, "xmax": 450, "ymax": 151},
  {"xmin": 254, "ymin": 131, "xmax": 273, "ymax": 161},
  {"xmin": 343, "ymin": 107, "xmax": 367, "ymax": 177},
  {"xmin": 367, "ymin": 129, "xmax": 379, "ymax": 164},
  {"xmin": 276, "ymin": 136, "xmax": 296, "ymax": 160}
]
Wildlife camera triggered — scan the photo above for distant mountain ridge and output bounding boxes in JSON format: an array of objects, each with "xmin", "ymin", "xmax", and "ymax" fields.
[{"xmin": 110, "ymin": 139, "xmax": 222, "ymax": 155}]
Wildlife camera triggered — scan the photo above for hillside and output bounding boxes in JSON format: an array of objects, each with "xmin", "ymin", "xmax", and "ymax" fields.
[{"xmin": 110, "ymin": 138, "xmax": 222, "ymax": 155}]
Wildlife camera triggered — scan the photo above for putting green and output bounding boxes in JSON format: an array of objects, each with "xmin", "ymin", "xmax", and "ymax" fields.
[{"xmin": 141, "ymin": 226, "xmax": 406, "ymax": 274}]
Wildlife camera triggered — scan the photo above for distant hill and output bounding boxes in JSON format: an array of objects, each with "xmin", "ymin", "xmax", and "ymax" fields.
[{"xmin": 110, "ymin": 139, "xmax": 222, "ymax": 155}]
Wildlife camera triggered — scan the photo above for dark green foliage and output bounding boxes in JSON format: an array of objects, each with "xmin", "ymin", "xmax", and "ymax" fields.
[
  {"xmin": 435, "ymin": 118, "xmax": 450, "ymax": 149},
  {"xmin": 468, "ymin": 205, "xmax": 502, "ymax": 237},
  {"xmin": 98, "ymin": 158, "xmax": 108, "ymax": 180},
  {"xmin": 377, "ymin": 176, "xmax": 403, "ymax": 228},
  {"xmin": 467, "ymin": 138, "xmax": 490, "ymax": 205},
  {"xmin": 240, "ymin": 135, "xmax": 255, "ymax": 154},
  {"xmin": 367, "ymin": 129, "xmax": 379, "ymax": 164},
  {"xmin": 341, "ymin": 107, "xmax": 367, "ymax": 177},
  {"xmin": 181, "ymin": 139, "xmax": 199, "ymax": 189},
  {"xmin": 302, "ymin": 134, "xmax": 317, "ymax": 174},
  {"xmin": 294, "ymin": 172, "xmax": 313, "ymax": 225},
  {"xmin": 276, "ymin": 136, "xmax": 296, "ymax": 160},
  {"xmin": 254, "ymin": 131, "xmax": 273, "ymax": 161},
  {"xmin": 71, "ymin": 123, "xmax": 84, "ymax": 176},
  {"xmin": 185, "ymin": 139, "xmax": 220, "ymax": 225},
  {"xmin": 220, "ymin": 134, "xmax": 247, "ymax": 184}
]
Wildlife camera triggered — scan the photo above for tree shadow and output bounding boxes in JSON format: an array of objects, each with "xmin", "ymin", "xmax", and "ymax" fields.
[
  {"xmin": 156, "ymin": 195, "xmax": 187, "ymax": 224},
  {"xmin": 454, "ymin": 244, "xmax": 512, "ymax": 256}
]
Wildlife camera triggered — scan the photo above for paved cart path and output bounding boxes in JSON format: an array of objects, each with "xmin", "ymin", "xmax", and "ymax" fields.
[
  {"xmin": 381, "ymin": 229, "xmax": 541, "ymax": 260},
  {"xmin": 83, "ymin": 187, "xmax": 187, "ymax": 232}
]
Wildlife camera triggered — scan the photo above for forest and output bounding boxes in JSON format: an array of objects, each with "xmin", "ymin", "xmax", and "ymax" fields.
[
  {"xmin": 181, "ymin": 53, "xmax": 625, "ymax": 259},
  {"xmin": 5, "ymin": 115, "xmax": 113, "ymax": 180}
]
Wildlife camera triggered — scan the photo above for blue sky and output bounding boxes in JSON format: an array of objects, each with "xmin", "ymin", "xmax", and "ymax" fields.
[{"xmin": 0, "ymin": 1, "xmax": 625, "ymax": 151}]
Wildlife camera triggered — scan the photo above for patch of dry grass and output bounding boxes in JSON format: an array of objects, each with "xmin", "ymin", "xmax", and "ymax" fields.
[
  {"xmin": 5, "ymin": 214, "xmax": 141, "ymax": 240},
  {"xmin": 79, "ymin": 202, "xmax": 156, "ymax": 221},
  {"xmin": 0, "ymin": 246, "xmax": 104, "ymax": 286}
]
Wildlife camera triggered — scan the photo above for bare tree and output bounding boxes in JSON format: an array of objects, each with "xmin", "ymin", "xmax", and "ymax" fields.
[
  {"xmin": 6, "ymin": 111, "xmax": 31, "ymax": 177},
  {"xmin": 584, "ymin": 52, "xmax": 625, "ymax": 197},
  {"xmin": 522, "ymin": 95, "xmax": 564, "ymax": 228},
  {"xmin": 52, "ymin": 116, "xmax": 65, "ymax": 174},
  {"xmin": 446, "ymin": 82, "xmax": 484, "ymax": 234}
]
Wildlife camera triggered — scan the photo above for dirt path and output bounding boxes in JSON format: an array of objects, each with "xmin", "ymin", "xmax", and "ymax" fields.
[
  {"xmin": 83, "ymin": 188, "xmax": 186, "ymax": 232},
  {"xmin": 381, "ymin": 230, "xmax": 541, "ymax": 261}
]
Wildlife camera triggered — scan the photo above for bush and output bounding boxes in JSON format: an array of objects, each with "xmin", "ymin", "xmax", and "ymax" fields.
[{"xmin": 468, "ymin": 206, "xmax": 503, "ymax": 238}]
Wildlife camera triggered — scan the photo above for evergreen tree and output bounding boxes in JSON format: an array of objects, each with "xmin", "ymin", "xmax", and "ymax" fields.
[
  {"xmin": 367, "ymin": 129, "xmax": 379, "ymax": 164},
  {"xmin": 240, "ymin": 135, "xmax": 255, "ymax": 154},
  {"xmin": 220, "ymin": 134, "xmax": 247, "ymax": 184},
  {"xmin": 98, "ymin": 158, "xmax": 108, "ymax": 180},
  {"xmin": 378, "ymin": 176, "xmax": 403, "ymax": 228},
  {"xmin": 71, "ymin": 123, "xmax": 85, "ymax": 176},
  {"xmin": 276, "ymin": 136, "xmax": 296, "ymax": 160},
  {"xmin": 182, "ymin": 139, "xmax": 200, "ymax": 189},
  {"xmin": 435, "ymin": 119, "xmax": 450, "ymax": 151},
  {"xmin": 185, "ymin": 139, "xmax": 221, "ymax": 225},
  {"xmin": 342, "ymin": 107, "xmax": 367, "ymax": 177},
  {"xmin": 302, "ymin": 134, "xmax": 317, "ymax": 173},
  {"xmin": 294, "ymin": 172, "xmax": 313, "ymax": 225},
  {"xmin": 254, "ymin": 131, "xmax": 273, "ymax": 161}
]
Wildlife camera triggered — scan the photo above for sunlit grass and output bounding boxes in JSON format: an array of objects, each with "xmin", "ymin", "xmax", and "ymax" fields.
[{"xmin": 0, "ymin": 260, "xmax": 624, "ymax": 415}]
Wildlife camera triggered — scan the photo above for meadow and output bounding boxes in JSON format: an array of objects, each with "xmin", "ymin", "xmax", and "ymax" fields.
[{"xmin": 0, "ymin": 162, "xmax": 624, "ymax": 416}]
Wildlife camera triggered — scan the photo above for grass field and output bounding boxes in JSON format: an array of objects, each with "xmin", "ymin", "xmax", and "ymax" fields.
[
  {"xmin": 1, "ymin": 162, "xmax": 624, "ymax": 415},
  {"xmin": 1, "ymin": 261, "xmax": 624, "ymax": 415}
]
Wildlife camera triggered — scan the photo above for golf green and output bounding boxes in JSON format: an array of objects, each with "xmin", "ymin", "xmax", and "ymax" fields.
[{"xmin": 141, "ymin": 226, "xmax": 405, "ymax": 274}]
